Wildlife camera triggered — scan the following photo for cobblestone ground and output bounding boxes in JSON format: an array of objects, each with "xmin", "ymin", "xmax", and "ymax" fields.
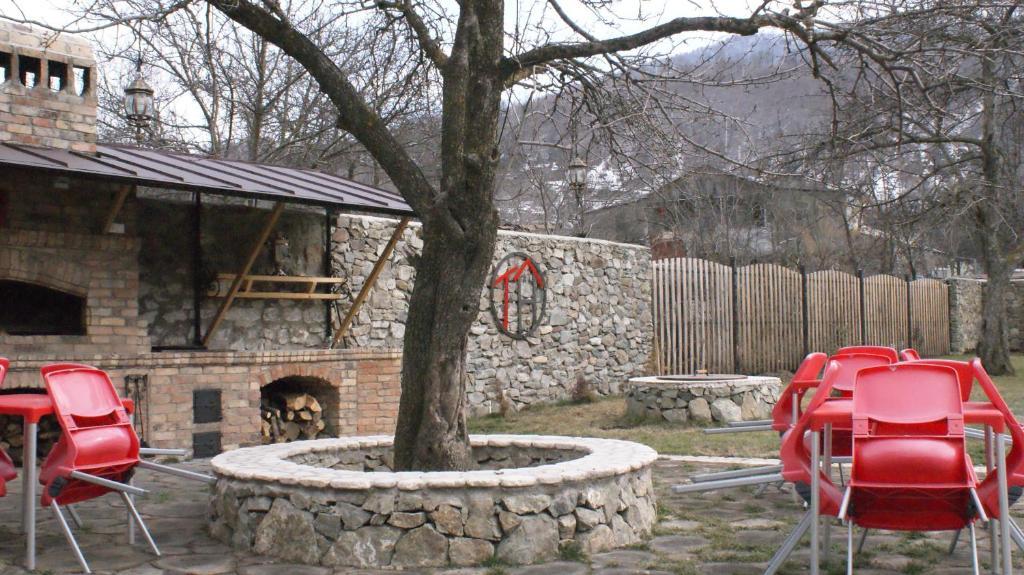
[{"xmin": 1, "ymin": 458, "xmax": 1022, "ymax": 574}]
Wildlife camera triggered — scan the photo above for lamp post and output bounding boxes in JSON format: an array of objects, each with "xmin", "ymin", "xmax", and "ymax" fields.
[
  {"xmin": 123, "ymin": 63, "xmax": 155, "ymax": 143},
  {"xmin": 567, "ymin": 156, "xmax": 587, "ymax": 236}
]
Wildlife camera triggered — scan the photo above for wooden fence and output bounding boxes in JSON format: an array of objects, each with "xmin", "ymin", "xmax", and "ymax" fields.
[{"xmin": 652, "ymin": 258, "xmax": 951, "ymax": 375}]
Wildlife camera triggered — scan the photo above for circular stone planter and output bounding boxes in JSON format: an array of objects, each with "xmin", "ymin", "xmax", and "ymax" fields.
[
  {"xmin": 210, "ymin": 435, "xmax": 657, "ymax": 569},
  {"xmin": 625, "ymin": 374, "xmax": 781, "ymax": 424}
]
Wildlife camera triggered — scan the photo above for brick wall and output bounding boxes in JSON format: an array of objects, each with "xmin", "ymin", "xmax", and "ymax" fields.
[
  {"xmin": 4, "ymin": 349, "xmax": 402, "ymax": 454},
  {"xmin": 0, "ymin": 22, "xmax": 98, "ymax": 152}
]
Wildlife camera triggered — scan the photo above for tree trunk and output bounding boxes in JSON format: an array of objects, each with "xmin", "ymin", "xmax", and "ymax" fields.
[
  {"xmin": 391, "ymin": 220, "xmax": 498, "ymax": 470},
  {"xmin": 392, "ymin": 0, "xmax": 505, "ymax": 471},
  {"xmin": 975, "ymin": 208, "xmax": 1015, "ymax": 376}
]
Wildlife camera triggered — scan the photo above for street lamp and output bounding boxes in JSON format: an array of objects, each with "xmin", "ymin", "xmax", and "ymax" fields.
[
  {"xmin": 123, "ymin": 66, "xmax": 155, "ymax": 134},
  {"xmin": 567, "ymin": 156, "xmax": 588, "ymax": 235}
]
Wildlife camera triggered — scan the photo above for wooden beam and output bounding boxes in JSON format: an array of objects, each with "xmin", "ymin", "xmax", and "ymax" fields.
[
  {"xmin": 102, "ymin": 184, "xmax": 133, "ymax": 233},
  {"xmin": 202, "ymin": 202, "xmax": 285, "ymax": 346},
  {"xmin": 330, "ymin": 217, "xmax": 410, "ymax": 349}
]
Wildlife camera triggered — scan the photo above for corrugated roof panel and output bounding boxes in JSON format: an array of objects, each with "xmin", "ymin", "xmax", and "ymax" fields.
[{"xmin": 0, "ymin": 142, "xmax": 414, "ymax": 216}]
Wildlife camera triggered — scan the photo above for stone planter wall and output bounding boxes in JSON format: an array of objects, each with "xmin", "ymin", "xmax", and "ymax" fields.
[
  {"xmin": 625, "ymin": 376, "xmax": 781, "ymax": 424},
  {"xmin": 210, "ymin": 435, "xmax": 657, "ymax": 568}
]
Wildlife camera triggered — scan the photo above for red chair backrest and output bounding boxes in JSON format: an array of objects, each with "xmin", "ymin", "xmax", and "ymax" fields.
[
  {"xmin": 837, "ymin": 346, "xmax": 899, "ymax": 362},
  {"xmin": 901, "ymin": 358, "xmax": 974, "ymax": 402},
  {"xmin": 849, "ymin": 363, "xmax": 973, "ymax": 530},
  {"xmin": 899, "ymin": 348, "xmax": 921, "ymax": 361},
  {"xmin": 40, "ymin": 363, "xmax": 96, "ymax": 379},
  {"xmin": 971, "ymin": 359, "xmax": 1024, "ymax": 517},
  {"xmin": 0, "ymin": 357, "xmax": 8, "ymax": 387},
  {"xmin": 771, "ymin": 352, "xmax": 828, "ymax": 431},
  {"xmin": 779, "ymin": 361, "xmax": 845, "ymax": 516},
  {"xmin": 40, "ymin": 367, "xmax": 139, "ymax": 505},
  {"xmin": 827, "ymin": 353, "xmax": 893, "ymax": 394}
]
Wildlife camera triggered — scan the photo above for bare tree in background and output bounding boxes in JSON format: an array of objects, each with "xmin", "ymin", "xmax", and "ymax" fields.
[
  {"xmin": 6, "ymin": 0, "xmax": 923, "ymax": 469},
  {"xmin": 783, "ymin": 0, "xmax": 1024, "ymax": 374}
]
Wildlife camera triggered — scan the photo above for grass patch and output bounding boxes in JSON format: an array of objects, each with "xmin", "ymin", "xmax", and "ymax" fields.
[
  {"xmin": 468, "ymin": 355, "xmax": 1024, "ymax": 460},
  {"xmin": 559, "ymin": 541, "xmax": 587, "ymax": 562}
]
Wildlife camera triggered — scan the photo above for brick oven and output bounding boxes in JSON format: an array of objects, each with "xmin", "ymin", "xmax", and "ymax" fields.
[{"xmin": 0, "ymin": 22, "xmax": 410, "ymax": 457}]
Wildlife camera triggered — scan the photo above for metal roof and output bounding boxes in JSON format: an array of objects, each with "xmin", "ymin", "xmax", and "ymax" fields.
[{"xmin": 0, "ymin": 142, "xmax": 414, "ymax": 216}]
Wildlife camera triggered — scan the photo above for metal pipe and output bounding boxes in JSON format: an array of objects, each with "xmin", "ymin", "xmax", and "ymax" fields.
[
  {"xmin": 1008, "ymin": 518, "xmax": 1024, "ymax": 553},
  {"xmin": 137, "ymin": 460, "xmax": 216, "ymax": 484},
  {"xmin": 997, "ymin": 434, "xmax": 1011, "ymax": 575},
  {"xmin": 691, "ymin": 465, "xmax": 783, "ymax": 483},
  {"xmin": 138, "ymin": 448, "xmax": 189, "ymax": 457},
  {"xmin": 838, "ymin": 486, "xmax": 852, "ymax": 521},
  {"xmin": 823, "ymin": 424, "xmax": 832, "ymax": 565},
  {"xmin": 846, "ymin": 519, "xmax": 854, "ymax": 575},
  {"xmin": 704, "ymin": 424, "xmax": 773, "ymax": 434},
  {"xmin": 972, "ymin": 522, "xmax": 982, "ymax": 575},
  {"xmin": 811, "ymin": 430, "xmax": 821, "ymax": 575},
  {"xmin": 949, "ymin": 529, "xmax": 962, "ymax": 555},
  {"xmin": 68, "ymin": 471, "xmax": 148, "ymax": 496},
  {"xmin": 971, "ymin": 487, "xmax": 990, "ymax": 523},
  {"xmin": 857, "ymin": 527, "xmax": 869, "ymax": 554},
  {"xmin": 672, "ymin": 473, "xmax": 784, "ymax": 494},
  {"xmin": 23, "ymin": 421, "xmax": 36, "ymax": 570},
  {"xmin": 764, "ymin": 510, "xmax": 814, "ymax": 575},
  {"xmin": 988, "ymin": 426, "xmax": 1000, "ymax": 575},
  {"xmin": 67, "ymin": 505, "xmax": 84, "ymax": 529},
  {"xmin": 52, "ymin": 502, "xmax": 91, "ymax": 574},
  {"xmin": 120, "ymin": 492, "xmax": 160, "ymax": 557},
  {"xmin": 727, "ymin": 419, "xmax": 772, "ymax": 427}
]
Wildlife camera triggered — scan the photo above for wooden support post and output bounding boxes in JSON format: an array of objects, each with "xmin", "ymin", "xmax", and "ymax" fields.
[
  {"xmin": 202, "ymin": 202, "xmax": 285, "ymax": 347},
  {"xmin": 102, "ymin": 185, "xmax": 133, "ymax": 233},
  {"xmin": 330, "ymin": 217, "xmax": 410, "ymax": 349}
]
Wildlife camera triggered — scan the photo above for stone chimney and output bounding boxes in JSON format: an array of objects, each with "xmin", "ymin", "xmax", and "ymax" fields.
[{"xmin": 0, "ymin": 21, "xmax": 97, "ymax": 152}]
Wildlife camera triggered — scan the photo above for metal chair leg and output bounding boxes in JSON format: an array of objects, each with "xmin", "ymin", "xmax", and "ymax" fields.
[
  {"xmin": 996, "ymin": 434, "xmax": 1012, "ymax": 575},
  {"xmin": 973, "ymin": 523, "xmax": 982, "ymax": 575},
  {"xmin": 52, "ymin": 501, "xmax": 91, "ymax": 574},
  {"xmin": 67, "ymin": 504, "xmax": 85, "ymax": 529},
  {"xmin": 764, "ymin": 510, "xmax": 815, "ymax": 575},
  {"xmin": 950, "ymin": 529, "xmax": 962, "ymax": 555},
  {"xmin": 119, "ymin": 492, "xmax": 160, "ymax": 557},
  {"xmin": 856, "ymin": 527, "xmax": 869, "ymax": 554},
  {"xmin": 811, "ymin": 430, "xmax": 821, "ymax": 575},
  {"xmin": 847, "ymin": 519, "xmax": 854, "ymax": 575}
]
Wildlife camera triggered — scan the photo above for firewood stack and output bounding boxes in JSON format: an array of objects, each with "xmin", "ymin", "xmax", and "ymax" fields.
[
  {"xmin": 0, "ymin": 414, "xmax": 61, "ymax": 465},
  {"xmin": 260, "ymin": 392, "xmax": 326, "ymax": 443}
]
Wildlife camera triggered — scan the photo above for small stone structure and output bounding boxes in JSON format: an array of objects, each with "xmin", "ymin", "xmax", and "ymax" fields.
[
  {"xmin": 210, "ymin": 435, "xmax": 658, "ymax": 568},
  {"xmin": 625, "ymin": 375, "xmax": 782, "ymax": 424}
]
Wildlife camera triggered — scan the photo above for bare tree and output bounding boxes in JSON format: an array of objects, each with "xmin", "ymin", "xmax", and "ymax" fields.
[{"xmin": 9, "ymin": 0, "xmax": 898, "ymax": 469}]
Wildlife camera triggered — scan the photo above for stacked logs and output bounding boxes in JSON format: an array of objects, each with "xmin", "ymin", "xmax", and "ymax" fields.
[
  {"xmin": 0, "ymin": 414, "xmax": 61, "ymax": 465},
  {"xmin": 260, "ymin": 392, "xmax": 325, "ymax": 444}
]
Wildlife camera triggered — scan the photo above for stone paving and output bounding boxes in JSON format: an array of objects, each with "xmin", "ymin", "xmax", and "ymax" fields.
[{"xmin": 1, "ymin": 458, "xmax": 1022, "ymax": 574}]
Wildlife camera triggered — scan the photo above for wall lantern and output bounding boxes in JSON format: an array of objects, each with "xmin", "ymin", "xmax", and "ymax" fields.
[
  {"xmin": 566, "ymin": 156, "xmax": 588, "ymax": 190},
  {"xmin": 123, "ymin": 73, "xmax": 155, "ymax": 129}
]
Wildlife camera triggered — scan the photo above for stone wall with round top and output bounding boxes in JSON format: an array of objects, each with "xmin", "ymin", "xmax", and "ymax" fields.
[
  {"xmin": 210, "ymin": 435, "xmax": 658, "ymax": 568},
  {"xmin": 625, "ymin": 375, "xmax": 782, "ymax": 424}
]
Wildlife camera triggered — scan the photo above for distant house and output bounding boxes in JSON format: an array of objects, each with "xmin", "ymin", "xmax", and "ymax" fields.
[{"xmin": 582, "ymin": 168, "xmax": 849, "ymax": 265}]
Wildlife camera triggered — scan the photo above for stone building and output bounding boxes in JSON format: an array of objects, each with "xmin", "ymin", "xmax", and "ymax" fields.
[{"xmin": 0, "ymin": 22, "xmax": 652, "ymax": 456}]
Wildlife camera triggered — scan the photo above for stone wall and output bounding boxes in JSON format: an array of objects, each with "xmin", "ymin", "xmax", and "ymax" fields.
[
  {"xmin": 948, "ymin": 278, "xmax": 984, "ymax": 353},
  {"xmin": 947, "ymin": 277, "xmax": 1024, "ymax": 353},
  {"xmin": 137, "ymin": 196, "xmax": 331, "ymax": 350},
  {"xmin": 210, "ymin": 436, "xmax": 658, "ymax": 568},
  {"xmin": 625, "ymin": 376, "xmax": 781, "ymax": 425},
  {"xmin": 331, "ymin": 215, "xmax": 653, "ymax": 415}
]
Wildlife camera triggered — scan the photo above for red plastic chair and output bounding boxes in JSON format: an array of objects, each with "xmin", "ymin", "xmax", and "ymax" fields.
[
  {"xmin": 0, "ymin": 358, "xmax": 15, "ymax": 495},
  {"xmin": 899, "ymin": 348, "xmax": 921, "ymax": 361},
  {"xmin": 843, "ymin": 363, "xmax": 984, "ymax": 572},
  {"xmin": 39, "ymin": 366, "xmax": 159, "ymax": 572},
  {"xmin": 771, "ymin": 352, "xmax": 829, "ymax": 432},
  {"xmin": 836, "ymin": 345, "xmax": 899, "ymax": 363}
]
